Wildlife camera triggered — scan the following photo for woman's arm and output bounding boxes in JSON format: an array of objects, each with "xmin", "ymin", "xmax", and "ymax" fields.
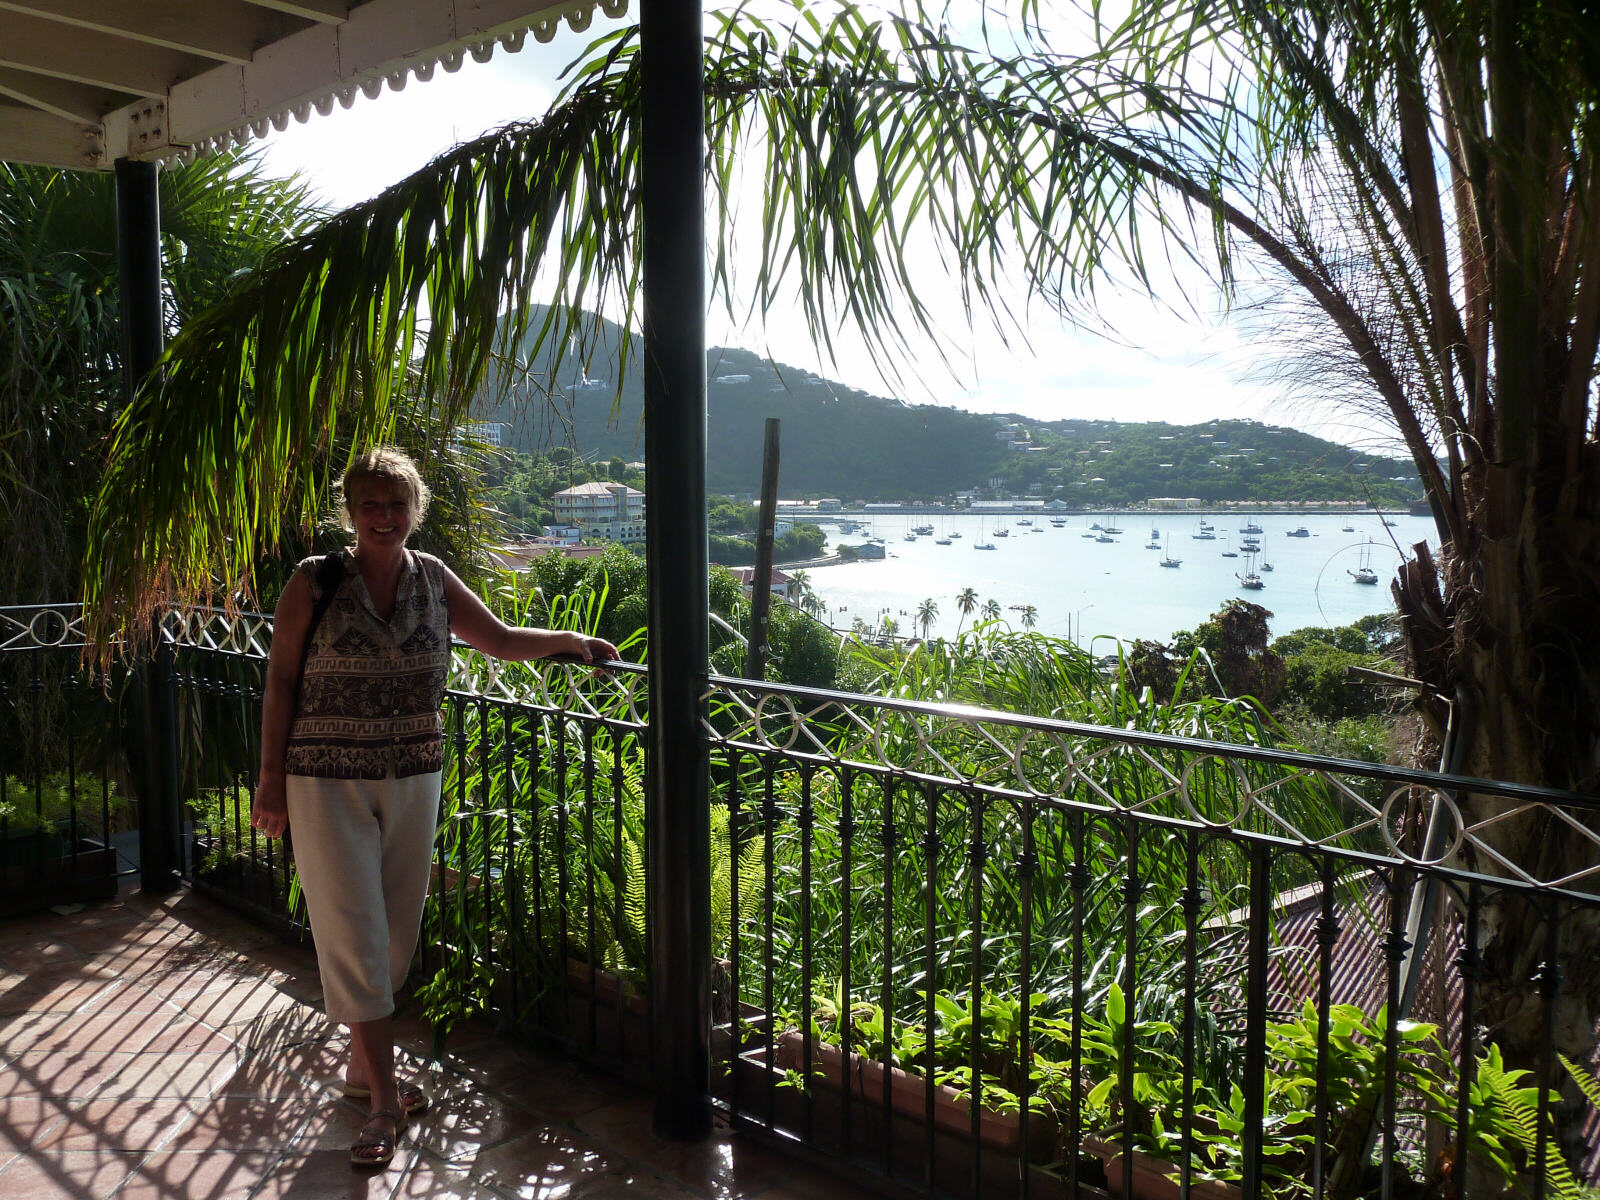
[
  {"xmin": 443, "ymin": 568, "xmax": 620, "ymax": 664},
  {"xmin": 252, "ymin": 569, "xmax": 313, "ymax": 838}
]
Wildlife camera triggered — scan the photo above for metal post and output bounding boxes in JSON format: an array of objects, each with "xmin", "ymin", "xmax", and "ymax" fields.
[
  {"xmin": 641, "ymin": 0, "xmax": 712, "ymax": 1139},
  {"xmin": 744, "ymin": 419, "xmax": 781, "ymax": 680},
  {"xmin": 116, "ymin": 157, "xmax": 179, "ymax": 895}
]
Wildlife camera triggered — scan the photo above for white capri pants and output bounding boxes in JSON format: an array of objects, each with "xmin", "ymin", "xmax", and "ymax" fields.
[{"xmin": 285, "ymin": 772, "xmax": 440, "ymax": 1025}]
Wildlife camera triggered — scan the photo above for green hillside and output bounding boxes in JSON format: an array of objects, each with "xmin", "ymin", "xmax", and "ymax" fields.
[{"xmin": 477, "ymin": 314, "xmax": 1421, "ymax": 506}]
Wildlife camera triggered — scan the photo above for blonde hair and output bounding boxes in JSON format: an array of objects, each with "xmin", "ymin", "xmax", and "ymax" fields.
[{"xmin": 338, "ymin": 446, "xmax": 431, "ymax": 534}]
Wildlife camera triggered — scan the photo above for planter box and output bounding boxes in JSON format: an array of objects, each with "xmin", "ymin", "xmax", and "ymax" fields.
[
  {"xmin": 0, "ymin": 833, "xmax": 117, "ymax": 917},
  {"xmin": 771, "ymin": 1030, "xmax": 1057, "ymax": 1161},
  {"xmin": 730, "ymin": 1041, "xmax": 1074, "ymax": 1200},
  {"xmin": 1083, "ymin": 1133, "xmax": 1242, "ymax": 1200},
  {"xmin": 561, "ymin": 957, "xmax": 649, "ymax": 1063},
  {"xmin": 565, "ymin": 957, "xmax": 647, "ymax": 1017}
]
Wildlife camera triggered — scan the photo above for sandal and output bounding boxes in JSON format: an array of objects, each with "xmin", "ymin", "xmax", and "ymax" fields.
[
  {"xmin": 351, "ymin": 1107, "xmax": 405, "ymax": 1168},
  {"xmin": 341, "ymin": 1078, "xmax": 431, "ymax": 1114}
]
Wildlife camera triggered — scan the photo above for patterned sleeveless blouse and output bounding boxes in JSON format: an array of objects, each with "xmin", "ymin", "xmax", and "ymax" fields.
[{"xmin": 284, "ymin": 549, "xmax": 451, "ymax": 779}]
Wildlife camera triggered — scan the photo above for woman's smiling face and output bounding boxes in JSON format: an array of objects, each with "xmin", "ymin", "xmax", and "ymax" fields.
[{"xmin": 350, "ymin": 480, "xmax": 414, "ymax": 551}]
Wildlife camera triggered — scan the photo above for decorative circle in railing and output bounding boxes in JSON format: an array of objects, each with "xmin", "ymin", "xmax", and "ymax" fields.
[
  {"xmin": 1380, "ymin": 786, "xmax": 1465, "ymax": 865},
  {"xmin": 27, "ymin": 609, "xmax": 70, "ymax": 647},
  {"xmin": 1179, "ymin": 754, "xmax": 1257, "ymax": 828},
  {"xmin": 752, "ymin": 692, "xmax": 806, "ymax": 753},
  {"xmin": 1012, "ymin": 728, "xmax": 1077, "ymax": 797}
]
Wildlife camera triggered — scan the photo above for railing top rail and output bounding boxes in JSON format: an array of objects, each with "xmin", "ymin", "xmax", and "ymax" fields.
[
  {"xmin": 702, "ymin": 672, "xmax": 1600, "ymax": 813},
  {"xmin": 10, "ymin": 604, "xmax": 1598, "ymax": 864}
]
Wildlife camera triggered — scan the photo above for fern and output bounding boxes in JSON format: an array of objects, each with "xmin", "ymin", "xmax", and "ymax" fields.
[
  {"xmin": 1459, "ymin": 1045, "xmax": 1589, "ymax": 1200},
  {"xmin": 1561, "ymin": 1054, "xmax": 1600, "ymax": 1111}
]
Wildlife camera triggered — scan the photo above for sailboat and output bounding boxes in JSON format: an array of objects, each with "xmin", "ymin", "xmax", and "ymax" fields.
[
  {"xmin": 1259, "ymin": 536, "xmax": 1274, "ymax": 572},
  {"xmin": 1236, "ymin": 550, "xmax": 1264, "ymax": 589},
  {"xmin": 1349, "ymin": 540, "xmax": 1380, "ymax": 584},
  {"xmin": 974, "ymin": 517, "xmax": 996, "ymax": 550},
  {"xmin": 1145, "ymin": 525, "xmax": 1161, "ymax": 548},
  {"xmin": 1192, "ymin": 521, "xmax": 1217, "ymax": 540},
  {"xmin": 1160, "ymin": 534, "xmax": 1181, "ymax": 568},
  {"xmin": 1220, "ymin": 536, "xmax": 1239, "ymax": 558}
]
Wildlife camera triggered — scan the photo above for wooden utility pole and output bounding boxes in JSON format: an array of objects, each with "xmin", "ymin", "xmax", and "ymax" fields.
[{"xmin": 745, "ymin": 419, "xmax": 781, "ymax": 680}]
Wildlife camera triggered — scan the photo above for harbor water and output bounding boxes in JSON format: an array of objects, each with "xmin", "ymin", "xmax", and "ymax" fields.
[{"xmin": 806, "ymin": 512, "xmax": 1435, "ymax": 646}]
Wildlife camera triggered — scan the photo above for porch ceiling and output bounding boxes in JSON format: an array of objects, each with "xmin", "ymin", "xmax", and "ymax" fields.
[{"xmin": 0, "ymin": 0, "xmax": 628, "ymax": 172}]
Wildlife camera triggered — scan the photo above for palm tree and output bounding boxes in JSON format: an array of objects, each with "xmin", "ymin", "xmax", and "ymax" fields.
[
  {"xmin": 955, "ymin": 587, "xmax": 979, "ymax": 634},
  {"xmin": 80, "ymin": 5, "xmax": 1600, "ymax": 1067},
  {"xmin": 1020, "ymin": 605, "xmax": 1038, "ymax": 630},
  {"xmin": 981, "ymin": 599, "xmax": 1001, "ymax": 623},
  {"xmin": 785, "ymin": 568, "xmax": 814, "ymax": 612},
  {"xmin": 915, "ymin": 598, "xmax": 938, "ymax": 640},
  {"xmin": 1, "ymin": 155, "xmax": 323, "ymax": 604}
]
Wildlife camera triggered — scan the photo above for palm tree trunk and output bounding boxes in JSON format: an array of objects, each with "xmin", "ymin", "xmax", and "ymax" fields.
[{"xmin": 1394, "ymin": 494, "xmax": 1600, "ymax": 1085}]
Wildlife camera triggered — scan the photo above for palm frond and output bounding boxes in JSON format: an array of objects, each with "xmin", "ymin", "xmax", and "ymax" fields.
[{"xmin": 83, "ymin": 12, "xmax": 1229, "ymax": 649}]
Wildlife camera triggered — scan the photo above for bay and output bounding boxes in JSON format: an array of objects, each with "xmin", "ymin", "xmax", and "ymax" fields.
[{"xmin": 807, "ymin": 512, "xmax": 1436, "ymax": 646}]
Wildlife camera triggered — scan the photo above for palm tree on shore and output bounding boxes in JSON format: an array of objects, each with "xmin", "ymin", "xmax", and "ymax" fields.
[
  {"xmin": 1020, "ymin": 605, "xmax": 1038, "ymax": 630},
  {"xmin": 915, "ymin": 598, "xmax": 938, "ymax": 640},
  {"xmin": 955, "ymin": 588, "xmax": 978, "ymax": 633},
  {"xmin": 786, "ymin": 568, "xmax": 815, "ymax": 614},
  {"xmin": 982, "ymin": 599, "xmax": 1001, "ymax": 623}
]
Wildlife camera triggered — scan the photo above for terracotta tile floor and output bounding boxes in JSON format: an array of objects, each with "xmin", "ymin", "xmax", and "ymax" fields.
[{"xmin": 0, "ymin": 889, "xmax": 873, "ymax": 1200}]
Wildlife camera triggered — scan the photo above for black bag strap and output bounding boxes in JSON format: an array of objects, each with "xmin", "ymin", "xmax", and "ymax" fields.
[{"xmin": 297, "ymin": 553, "xmax": 346, "ymax": 683}]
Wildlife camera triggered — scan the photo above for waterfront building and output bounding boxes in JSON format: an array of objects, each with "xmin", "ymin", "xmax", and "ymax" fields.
[
  {"xmin": 553, "ymin": 481, "xmax": 645, "ymax": 526},
  {"xmin": 732, "ymin": 566, "xmax": 794, "ymax": 599}
]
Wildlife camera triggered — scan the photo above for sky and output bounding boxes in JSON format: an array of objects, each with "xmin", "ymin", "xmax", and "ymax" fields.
[{"xmin": 251, "ymin": 3, "xmax": 1391, "ymax": 450}]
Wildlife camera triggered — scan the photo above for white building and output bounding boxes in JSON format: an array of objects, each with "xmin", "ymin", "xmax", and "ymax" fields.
[
  {"xmin": 553, "ymin": 482, "xmax": 645, "ymax": 527},
  {"xmin": 453, "ymin": 420, "xmax": 505, "ymax": 448},
  {"xmin": 589, "ymin": 518, "xmax": 648, "ymax": 545},
  {"xmin": 732, "ymin": 566, "xmax": 793, "ymax": 599}
]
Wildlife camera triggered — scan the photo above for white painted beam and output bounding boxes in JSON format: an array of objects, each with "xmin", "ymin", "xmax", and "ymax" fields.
[
  {"xmin": 0, "ymin": 65, "xmax": 113, "ymax": 122},
  {"xmin": 0, "ymin": 0, "xmax": 296, "ymax": 64},
  {"xmin": 238, "ymin": 0, "xmax": 352, "ymax": 22},
  {"xmin": 0, "ymin": 103, "xmax": 101, "ymax": 168},
  {"xmin": 0, "ymin": 12, "xmax": 202, "ymax": 95}
]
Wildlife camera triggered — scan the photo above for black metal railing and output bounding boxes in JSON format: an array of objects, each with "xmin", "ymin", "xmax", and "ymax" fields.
[
  {"xmin": 0, "ymin": 605, "xmax": 139, "ymax": 913},
  {"xmin": 700, "ymin": 674, "xmax": 1600, "ymax": 1200},
  {"xmin": 6, "ymin": 603, "xmax": 1599, "ymax": 1200}
]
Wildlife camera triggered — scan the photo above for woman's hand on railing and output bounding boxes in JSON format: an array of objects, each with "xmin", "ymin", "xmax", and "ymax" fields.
[{"xmin": 548, "ymin": 633, "xmax": 621, "ymax": 674}]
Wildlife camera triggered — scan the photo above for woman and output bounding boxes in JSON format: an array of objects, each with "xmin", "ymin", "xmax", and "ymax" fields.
[{"xmin": 251, "ymin": 447, "xmax": 617, "ymax": 1167}]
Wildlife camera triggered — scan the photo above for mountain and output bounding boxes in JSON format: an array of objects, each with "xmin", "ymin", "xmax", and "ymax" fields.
[{"xmin": 476, "ymin": 313, "xmax": 1421, "ymax": 506}]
